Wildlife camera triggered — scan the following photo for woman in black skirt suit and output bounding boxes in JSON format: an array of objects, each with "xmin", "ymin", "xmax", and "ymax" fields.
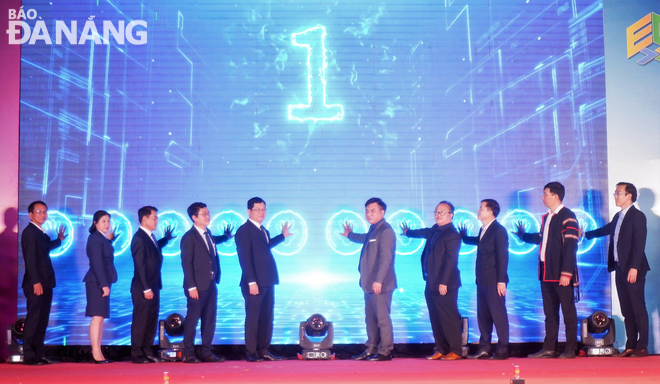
[{"xmin": 84, "ymin": 210, "xmax": 118, "ymax": 363}]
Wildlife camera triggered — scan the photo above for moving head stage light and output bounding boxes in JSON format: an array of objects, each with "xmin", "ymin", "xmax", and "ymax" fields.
[
  {"xmin": 298, "ymin": 313, "xmax": 335, "ymax": 360},
  {"xmin": 581, "ymin": 311, "xmax": 616, "ymax": 356},
  {"xmin": 6, "ymin": 318, "xmax": 25, "ymax": 363},
  {"xmin": 158, "ymin": 313, "xmax": 185, "ymax": 361}
]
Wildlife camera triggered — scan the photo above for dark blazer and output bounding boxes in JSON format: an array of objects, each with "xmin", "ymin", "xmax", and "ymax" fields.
[
  {"xmin": 83, "ymin": 230, "xmax": 118, "ymax": 288},
  {"xmin": 462, "ymin": 220, "xmax": 509, "ymax": 285},
  {"xmin": 180, "ymin": 227, "xmax": 227, "ymax": 291},
  {"xmin": 585, "ymin": 205, "xmax": 649, "ymax": 274},
  {"xmin": 235, "ymin": 220, "xmax": 285, "ymax": 287},
  {"xmin": 130, "ymin": 228, "xmax": 168, "ymax": 292},
  {"xmin": 347, "ymin": 219, "xmax": 397, "ymax": 294},
  {"xmin": 407, "ymin": 223, "xmax": 462, "ymax": 289},
  {"xmin": 21, "ymin": 222, "xmax": 61, "ymax": 289}
]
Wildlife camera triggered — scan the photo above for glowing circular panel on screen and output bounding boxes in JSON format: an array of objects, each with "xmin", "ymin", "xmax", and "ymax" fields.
[
  {"xmin": 265, "ymin": 210, "xmax": 308, "ymax": 256},
  {"xmin": 42, "ymin": 211, "xmax": 74, "ymax": 257},
  {"xmin": 157, "ymin": 210, "xmax": 190, "ymax": 257},
  {"xmin": 209, "ymin": 210, "xmax": 245, "ymax": 257},
  {"xmin": 108, "ymin": 210, "xmax": 132, "ymax": 256},
  {"xmin": 453, "ymin": 209, "xmax": 478, "ymax": 255},
  {"xmin": 386, "ymin": 210, "xmax": 425, "ymax": 256},
  {"xmin": 573, "ymin": 209, "xmax": 597, "ymax": 255},
  {"xmin": 500, "ymin": 209, "xmax": 540, "ymax": 255},
  {"xmin": 326, "ymin": 210, "xmax": 368, "ymax": 256}
]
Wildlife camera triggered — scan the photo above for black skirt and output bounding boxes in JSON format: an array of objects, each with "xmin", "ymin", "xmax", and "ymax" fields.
[{"xmin": 85, "ymin": 281, "xmax": 110, "ymax": 318}]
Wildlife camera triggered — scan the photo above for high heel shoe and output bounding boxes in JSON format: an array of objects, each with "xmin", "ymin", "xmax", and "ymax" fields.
[{"xmin": 92, "ymin": 358, "xmax": 112, "ymax": 364}]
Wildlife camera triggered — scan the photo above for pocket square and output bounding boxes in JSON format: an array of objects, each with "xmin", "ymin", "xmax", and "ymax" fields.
[{"xmin": 369, "ymin": 239, "xmax": 377, "ymax": 242}]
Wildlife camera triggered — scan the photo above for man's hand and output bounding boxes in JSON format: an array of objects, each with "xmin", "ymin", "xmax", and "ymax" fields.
[
  {"xmin": 457, "ymin": 223, "xmax": 468, "ymax": 238},
  {"xmin": 439, "ymin": 284, "xmax": 448, "ymax": 296},
  {"xmin": 400, "ymin": 222, "xmax": 410, "ymax": 236},
  {"xmin": 282, "ymin": 221, "xmax": 292, "ymax": 238},
  {"xmin": 163, "ymin": 225, "xmax": 177, "ymax": 241},
  {"xmin": 372, "ymin": 282, "xmax": 382, "ymax": 294},
  {"xmin": 578, "ymin": 226, "xmax": 584, "ymax": 238},
  {"xmin": 628, "ymin": 268, "xmax": 638, "ymax": 284},
  {"xmin": 144, "ymin": 290, "xmax": 154, "ymax": 300},
  {"xmin": 224, "ymin": 224, "xmax": 234, "ymax": 239},
  {"xmin": 559, "ymin": 275, "xmax": 571, "ymax": 286},
  {"xmin": 33, "ymin": 283, "xmax": 43, "ymax": 296},
  {"xmin": 249, "ymin": 284, "xmax": 259, "ymax": 295},
  {"xmin": 102, "ymin": 286, "xmax": 110, "ymax": 297},
  {"xmin": 497, "ymin": 282, "xmax": 507, "ymax": 297},
  {"xmin": 189, "ymin": 288, "xmax": 199, "ymax": 300},
  {"xmin": 339, "ymin": 222, "xmax": 353, "ymax": 238},
  {"xmin": 512, "ymin": 220, "xmax": 526, "ymax": 239},
  {"xmin": 57, "ymin": 225, "xmax": 68, "ymax": 241}
]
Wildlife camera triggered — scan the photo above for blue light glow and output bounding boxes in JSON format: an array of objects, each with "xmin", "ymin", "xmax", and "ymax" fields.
[
  {"xmin": 326, "ymin": 210, "xmax": 368, "ymax": 256},
  {"xmin": 386, "ymin": 209, "xmax": 425, "ymax": 256},
  {"xmin": 209, "ymin": 210, "xmax": 245, "ymax": 256},
  {"xmin": 573, "ymin": 209, "xmax": 597, "ymax": 255},
  {"xmin": 108, "ymin": 210, "xmax": 133, "ymax": 256},
  {"xmin": 453, "ymin": 209, "xmax": 479, "ymax": 255},
  {"xmin": 43, "ymin": 211, "xmax": 74, "ymax": 257},
  {"xmin": 156, "ymin": 210, "xmax": 190, "ymax": 257},
  {"xmin": 500, "ymin": 209, "xmax": 541, "ymax": 255},
  {"xmin": 266, "ymin": 210, "xmax": 308, "ymax": 256}
]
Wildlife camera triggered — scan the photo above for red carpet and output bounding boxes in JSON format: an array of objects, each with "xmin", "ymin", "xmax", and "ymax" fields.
[{"xmin": 1, "ymin": 357, "xmax": 659, "ymax": 384}]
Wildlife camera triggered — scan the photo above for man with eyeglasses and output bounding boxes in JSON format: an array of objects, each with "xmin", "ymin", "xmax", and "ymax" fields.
[
  {"xmin": 513, "ymin": 181, "xmax": 579, "ymax": 359},
  {"xmin": 235, "ymin": 197, "xmax": 291, "ymax": 362},
  {"xmin": 401, "ymin": 201, "xmax": 463, "ymax": 361},
  {"xmin": 581, "ymin": 182, "xmax": 650, "ymax": 357},
  {"xmin": 21, "ymin": 200, "xmax": 67, "ymax": 365}
]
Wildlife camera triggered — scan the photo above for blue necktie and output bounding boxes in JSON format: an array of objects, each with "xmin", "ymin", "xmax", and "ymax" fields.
[
  {"xmin": 150, "ymin": 233, "xmax": 159, "ymax": 250},
  {"xmin": 261, "ymin": 226, "xmax": 269, "ymax": 243},
  {"xmin": 204, "ymin": 231, "xmax": 216, "ymax": 256}
]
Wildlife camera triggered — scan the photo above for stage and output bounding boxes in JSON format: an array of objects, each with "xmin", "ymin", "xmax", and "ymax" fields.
[{"xmin": 2, "ymin": 357, "xmax": 659, "ymax": 384}]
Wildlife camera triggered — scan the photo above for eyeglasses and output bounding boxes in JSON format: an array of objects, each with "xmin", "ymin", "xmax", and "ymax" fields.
[
  {"xmin": 434, "ymin": 210, "xmax": 452, "ymax": 216},
  {"xmin": 251, "ymin": 208, "xmax": 267, "ymax": 213},
  {"xmin": 33, "ymin": 209, "xmax": 47, "ymax": 214},
  {"xmin": 613, "ymin": 192, "xmax": 627, "ymax": 197}
]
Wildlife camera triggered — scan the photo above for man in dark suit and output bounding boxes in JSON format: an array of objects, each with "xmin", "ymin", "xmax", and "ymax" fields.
[
  {"xmin": 235, "ymin": 197, "xmax": 291, "ymax": 362},
  {"xmin": 130, "ymin": 206, "xmax": 174, "ymax": 364},
  {"xmin": 341, "ymin": 197, "xmax": 397, "ymax": 362},
  {"xmin": 402, "ymin": 201, "xmax": 463, "ymax": 360},
  {"xmin": 20, "ymin": 201, "xmax": 67, "ymax": 366},
  {"xmin": 582, "ymin": 182, "xmax": 650, "ymax": 357},
  {"xmin": 458, "ymin": 199, "xmax": 509, "ymax": 360},
  {"xmin": 513, "ymin": 181, "xmax": 579, "ymax": 359},
  {"xmin": 180, "ymin": 202, "xmax": 233, "ymax": 363}
]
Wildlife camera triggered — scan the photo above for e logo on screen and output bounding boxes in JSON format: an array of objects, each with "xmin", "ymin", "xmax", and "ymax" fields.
[
  {"xmin": 7, "ymin": 8, "xmax": 147, "ymax": 45},
  {"xmin": 626, "ymin": 12, "xmax": 660, "ymax": 65}
]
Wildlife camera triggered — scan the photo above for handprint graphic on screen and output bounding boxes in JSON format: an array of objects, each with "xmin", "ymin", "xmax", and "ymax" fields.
[
  {"xmin": 387, "ymin": 210, "xmax": 425, "ymax": 256},
  {"xmin": 500, "ymin": 209, "xmax": 540, "ymax": 255},
  {"xmin": 266, "ymin": 210, "xmax": 307, "ymax": 256},
  {"xmin": 453, "ymin": 209, "xmax": 479, "ymax": 255},
  {"xmin": 156, "ymin": 210, "xmax": 190, "ymax": 257},
  {"xmin": 108, "ymin": 210, "xmax": 132, "ymax": 256},
  {"xmin": 209, "ymin": 210, "xmax": 244, "ymax": 256},
  {"xmin": 42, "ymin": 211, "xmax": 73, "ymax": 257},
  {"xmin": 326, "ymin": 210, "xmax": 368, "ymax": 255}
]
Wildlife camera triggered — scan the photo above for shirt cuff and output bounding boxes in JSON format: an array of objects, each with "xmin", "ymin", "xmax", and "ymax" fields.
[
  {"xmin": 188, "ymin": 287, "xmax": 197, "ymax": 291},
  {"xmin": 561, "ymin": 272, "xmax": 573, "ymax": 278},
  {"xmin": 143, "ymin": 289, "xmax": 152, "ymax": 293},
  {"xmin": 248, "ymin": 282, "xmax": 256, "ymax": 285}
]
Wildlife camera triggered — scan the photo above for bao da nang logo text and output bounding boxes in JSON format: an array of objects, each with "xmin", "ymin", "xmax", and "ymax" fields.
[
  {"xmin": 6, "ymin": 7, "xmax": 147, "ymax": 45},
  {"xmin": 627, "ymin": 12, "xmax": 660, "ymax": 65}
]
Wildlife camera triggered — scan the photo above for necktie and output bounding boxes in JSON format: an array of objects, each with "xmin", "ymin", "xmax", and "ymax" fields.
[
  {"xmin": 261, "ymin": 226, "xmax": 269, "ymax": 243},
  {"xmin": 613, "ymin": 213, "xmax": 624, "ymax": 262},
  {"xmin": 358, "ymin": 226, "xmax": 374, "ymax": 272},
  {"xmin": 204, "ymin": 231, "xmax": 216, "ymax": 256},
  {"xmin": 150, "ymin": 233, "xmax": 159, "ymax": 250}
]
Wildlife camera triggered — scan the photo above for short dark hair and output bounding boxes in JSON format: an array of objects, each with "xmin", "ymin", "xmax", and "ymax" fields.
[
  {"xmin": 187, "ymin": 202, "xmax": 207, "ymax": 220},
  {"xmin": 544, "ymin": 181, "xmax": 565, "ymax": 202},
  {"xmin": 616, "ymin": 182, "xmax": 638, "ymax": 202},
  {"xmin": 28, "ymin": 200, "xmax": 48, "ymax": 213},
  {"xmin": 138, "ymin": 206, "xmax": 158, "ymax": 224},
  {"xmin": 481, "ymin": 199, "xmax": 501, "ymax": 218},
  {"xmin": 89, "ymin": 210, "xmax": 111, "ymax": 233},
  {"xmin": 247, "ymin": 197, "xmax": 266, "ymax": 210},
  {"xmin": 437, "ymin": 200, "xmax": 455, "ymax": 214},
  {"xmin": 365, "ymin": 197, "xmax": 387, "ymax": 212}
]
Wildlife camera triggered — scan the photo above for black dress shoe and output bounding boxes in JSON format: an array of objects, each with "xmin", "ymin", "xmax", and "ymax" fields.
[
  {"xmin": 183, "ymin": 356, "xmax": 201, "ymax": 364},
  {"xmin": 614, "ymin": 349, "xmax": 634, "ymax": 357},
  {"xmin": 24, "ymin": 358, "xmax": 44, "ymax": 366},
  {"xmin": 145, "ymin": 355, "xmax": 165, "ymax": 363},
  {"xmin": 490, "ymin": 353, "xmax": 509, "ymax": 360},
  {"xmin": 201, "ymin": 354, "xmax": 225, "ymax": 363},
  {"xmin": 366, "ymin": 353, "xmax": 392, "ymax": 361},
  {"xmin": 528, "ymin": 349, "xmax": 556, "ymax": 359},
  {"xmin": 92, "ymin": 359, "xmax": 112, "ymax": 364},
  {"xmin": 631, "ymin": 348, "xmax": 649, "ymax": 357},
  {"xmin": 246, "ymin": 353, "xmax": 264, "ymax": 362},
  {"xmin": 351, "ymin": 351, "xmax": 374, "ymax": 360},
  {"xmin": 132, "ymin": 356, "xmax": 150, "ymax": 364},
  {"xmin": 41, "ymin": 357, "xmax": 61, "ymax": 364},
  {"xmin": 467, "ymin": 350, "xmax": 491, "ymax": 359},
  {"xmin": 260, "ymin": 352, "xmax": 283, "ymax": 361},
  {"xmin": 558, "ymin": 351, "xmax": 576, "ymax": 359}
]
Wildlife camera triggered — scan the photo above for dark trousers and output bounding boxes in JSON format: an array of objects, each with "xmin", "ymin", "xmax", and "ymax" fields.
[
  {"xmin": 22, "ymin": 286, "xmax": 53, "ymax": 361},
  {"xmin": 615, "ymin": 265, "xmax": 648, "ymax": 350},
  {"xmin": 241, "ymin": 284, "xmax": 274, "ymax": 355},
  {"xmin": 425, "ymin": 284, "xmax": 462, "ymax": 355},
  {"xmin": 540, "ymin": 281, "xmax": 577, "ymax": 353},
  {"xmin": 130, "ymin": 287, "xmax": 160, "ymax": 358},
  {"xmin": 476, "ymin": 284, "xmax": 509, "ymax": 354},
  {"xmin": 183, "ymin": 284, "xmax": 218, "ymax": 358},
  {"xmin": 364, "ymin": 290, "xmax": 394, "ymax": 355}
]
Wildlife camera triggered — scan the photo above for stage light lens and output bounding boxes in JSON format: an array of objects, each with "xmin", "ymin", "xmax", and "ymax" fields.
[
  {"xmin": 165, "ymin": 313, "xmax": 184, "ymax": 337},
  {"xmin": 12, "ymin": 318, "xmax": 25, "ymax": 339}
]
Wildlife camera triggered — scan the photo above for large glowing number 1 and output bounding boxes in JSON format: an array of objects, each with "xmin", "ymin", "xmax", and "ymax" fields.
[{"xmin": 288, "ymin": 25, "xmax": 344, "ymax": 122}]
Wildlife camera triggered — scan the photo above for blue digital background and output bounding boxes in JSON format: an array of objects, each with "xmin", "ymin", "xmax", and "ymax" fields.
[{"xmin": 18, "ymin": 0, "xmax": 611, "ymax": 346}]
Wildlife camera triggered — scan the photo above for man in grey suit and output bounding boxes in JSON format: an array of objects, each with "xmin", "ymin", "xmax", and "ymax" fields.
[{"xmin": 341, "ymin": 197, "xmax": 397, "ymax": 361}]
